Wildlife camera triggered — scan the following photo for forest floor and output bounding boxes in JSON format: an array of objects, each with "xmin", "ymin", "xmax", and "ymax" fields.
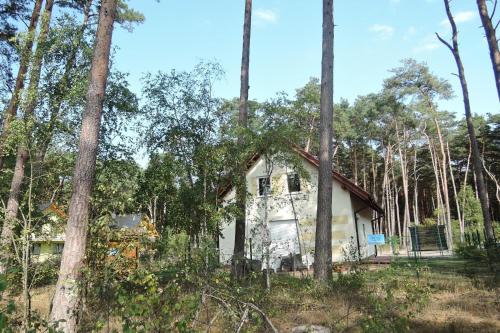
[{"xmin": 29, "ymin": 256, "xmax": 500, "ymax": 332}]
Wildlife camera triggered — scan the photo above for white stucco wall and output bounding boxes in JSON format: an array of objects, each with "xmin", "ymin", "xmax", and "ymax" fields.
[{"xmin": 219, "ymin": 155, "xmax": 377, "ymax": 268}]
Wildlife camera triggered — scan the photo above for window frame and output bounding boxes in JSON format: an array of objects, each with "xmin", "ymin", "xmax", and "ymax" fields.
[
  {"xmin": 258, "ymin": 176, "xmax": 271, "ymax": 196},
  {"xmin": 32, "ymin": 243, "xmax": 41, "ymax": 255},
  {"xmin": 287, "ymin": 172, "xmax": 301, "ymax": 193},
  {"xmin": 53, "ymin": 243, "xmax": 64, "ymax": 255}
]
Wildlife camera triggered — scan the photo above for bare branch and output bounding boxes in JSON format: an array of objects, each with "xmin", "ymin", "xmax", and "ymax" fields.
[
  {"xmin": 235, "ymin": 307, "xmax": 248, "ymax": 333},
  {"xmin": 246, "ymin": 303, "xmax": 279, "ymax": 333},
  {"xmin": 490, "ymin": 0, "xmax": 498, "ymax": 21},
  {"xmin": 436, "ymin": 32, "xmax": 454, "ymax": 53}
]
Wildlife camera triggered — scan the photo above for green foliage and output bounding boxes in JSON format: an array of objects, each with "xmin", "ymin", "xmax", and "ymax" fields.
[
  {"xmin": 458, "ymin": 185, "xmax": 483, "ymax": 228},
  {"xmin": 30, "ymin": 259, "xmax": 59, "ymax": 288},
  {"xmin": 0, "ymin": 274, "xmax": 15, "ymax": 332},
  {"xmin": 359, "ymin": 276, "xmax": 429, "ymax": 333},
  {"xmin": 387, "ymin": 236, "xmax": 400, "ymax": 255},
  {"xmin": 0, "ymin": 274, "xmax": 63, "ymax": 332},
  {"xmin": 455, "ymin": 244, "xmax": 488, "ymax": 261},
  {"xmin": 93, "ymin": 158, "xmax": 141, "ymax": 214},
  {"xmin": 116, "ymin": 0, "xmax": 145, "ymax": 32}
]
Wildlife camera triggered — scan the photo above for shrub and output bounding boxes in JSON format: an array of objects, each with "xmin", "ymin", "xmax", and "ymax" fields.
[{"xmin": 30, "ymin": 259, "xmax": 60, "ymax": 287}]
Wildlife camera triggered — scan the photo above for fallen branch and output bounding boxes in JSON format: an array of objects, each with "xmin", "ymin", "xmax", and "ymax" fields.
[
  {"xmin": 205, "ymin": 309, "xmax": 221, "ymax": 333},
  {"xmin": 205, "ymin": 286, "xmax": 278, "ymax": 333},
  {"xmin": 235, "ymin": 306, "xmax": 248, "ymax": 333}
]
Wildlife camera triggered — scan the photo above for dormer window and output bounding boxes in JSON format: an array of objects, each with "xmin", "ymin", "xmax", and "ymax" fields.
[
  {"xmin": 258, "ymin": 177, "xmax": 271, "ymax": 196},
  {"xmin": 287, "ymin": 173, "xmax": 301, "ymax": 193}
]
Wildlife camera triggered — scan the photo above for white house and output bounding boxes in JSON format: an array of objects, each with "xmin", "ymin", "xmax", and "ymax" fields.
[{"xmin": 218, "ymin": 148, "xmax": 384, "ymax": 270}]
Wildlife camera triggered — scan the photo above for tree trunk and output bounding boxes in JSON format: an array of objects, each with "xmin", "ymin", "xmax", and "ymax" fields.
[
  {"xmin": 447, "ymin": 141, "xmax": 463, "ymax": 241},
  {"xmin": 37, "ymin": 0, "xmax": 93, "ymax": 162},
  {"xmin": 477, "ymin": 0, "xmax": 500, "ymax": 102},
  {"xmin": 425, "ymin": 132, "xmax": 444, "ymax": 226},
  {"xmin": 462, "ymin": 143, "xmax": 471, "ymax": 228},
  {"xmin": 0, "ymin": 0, "xmax": 54, "ymax": 273},
  {"xmin": 314, "ymin": 0, "xmax": 334, "ymax": 281},
  {"xmin": 433, "ymin": 116, "xmax": 453, "ymax": 246},
  {"xmin": 437, "ymin": 0, "xmax": 495, "ymax": 242},
  {"xmin": 413, "ymin": 148, "xmax": 420, "ymax": 225},
  {"xmin": 233, "ymin": 0, "xmax": 252, "ymax": 279},
  {"xmin": 0, "ymin": 149, "xmax": 28, "ymax": 271},
  {"xmin": 50, "ymin": 1, "xmax": 117, "ymax": 331},
  {"xmin": 396, "ymin": 124, "xmax": 410, "ymax": 244},
  {"xmin": 0, "ymin": 0, "xmax": 43, "ymax": 170},
  {"xmin": 353, "ymin": 145, "xmax": 358, "ymax": 185}
]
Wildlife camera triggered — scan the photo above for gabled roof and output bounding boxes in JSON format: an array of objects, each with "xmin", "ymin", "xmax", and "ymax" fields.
[
  {"xmin": 295, "ymin": 148, "xmax": 384, "ymax": 214},
  {"xmin": 219, "ymin": 148, "xmax": 384, "ymax": 215}
]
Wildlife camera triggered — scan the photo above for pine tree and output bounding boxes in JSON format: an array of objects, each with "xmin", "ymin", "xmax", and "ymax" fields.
[
  {"xmin": 314, "ymin": 0, "xmax": 334, "ymax": 281},
  {"xmin": 50, "ymin": 0, "xmax": 117, "ymax": 330}
]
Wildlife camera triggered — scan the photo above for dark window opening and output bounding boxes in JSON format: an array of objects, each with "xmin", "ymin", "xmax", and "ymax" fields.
[
  {"xmin": 53, "ymin": 243, "xmax": 64, "ymax": 254},
  {"xmin": 258, "ymin": 177, "xmax": 271, "ymax": 196},
  {"xmin": 32, "ymin": 243, "xmax": 41, "ymax": 255},
  {"xmin": 287, "ymin": 173, "xmax": 301, "ymax": 192}
]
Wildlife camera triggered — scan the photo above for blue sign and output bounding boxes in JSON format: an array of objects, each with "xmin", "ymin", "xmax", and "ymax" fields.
[{"xmin": 368, "ymin": 234, "xmax": 385, "ymax": 245}]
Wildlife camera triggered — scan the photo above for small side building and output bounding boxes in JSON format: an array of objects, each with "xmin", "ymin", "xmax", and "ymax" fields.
[{"xmin": 31, "ymin": 208, "xmax": 158, "ymax": 262}]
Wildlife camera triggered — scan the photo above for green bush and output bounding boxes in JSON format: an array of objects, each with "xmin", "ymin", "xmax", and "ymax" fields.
[
  {"xmin": 359, "ymin": 267, "xmax": 430, "ymax": 333},
  {"xmin": 30, "ymin": 259, "xmax": 60, "ymax": 287},
  {"xmin": 387, "ymin": 236, "xmax": 400, "ymax": 255},
  {"xmin": 455, "ymin": 244, "xmax": 488, "ymax": 260}
]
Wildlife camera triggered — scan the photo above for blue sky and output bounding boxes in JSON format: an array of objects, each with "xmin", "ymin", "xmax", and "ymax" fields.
[{"xmin": 112, "ymin": 0, "xmax": 498, "ymax": 118}]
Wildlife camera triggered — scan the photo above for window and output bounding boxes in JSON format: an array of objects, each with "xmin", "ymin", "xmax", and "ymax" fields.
[
  {"xmin": 32, "ymin": 243, "xmax": 41, "ymax": 255},
  {"xmin": 258, "ymin": 177, "xmax": 271, "ymax": 196},
  {"xmin": 53, "ymin": 243, "xmax": 64, "ymax": 254},
  {"xmin": 362, "ymin": 224, "xmax": 366, "ymax": 239},
  {"xmin": 287, "ymin": 173, "xmax": 301, "ymax": 193}
]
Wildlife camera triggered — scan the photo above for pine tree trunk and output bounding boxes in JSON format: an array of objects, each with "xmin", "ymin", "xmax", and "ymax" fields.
[
  {"xmin": 0, "ymin": 0, "xmax": 54, "ymax": 273},
  {"xmin": 0, "ymin": 0, "xmax": 43, "ymax": 170},
  {"xmin": 413, "ymin": 149, "xmax": 420, "ymax": 225},
  {"xmin": 233, "ymin": 0, "xmax": 252, "ymax": 279},
  {"xmin": 437, "ymin": 0, "xmax": 495, "ymax": 242},
  {"xmin": 477, "ymin": 0, "xmax": 500, "ymax": 102},
  {"xmin": 462, "ymin": 143, "xmax": 471, "ymax": 228},
  {"xmin": 396, "ymin": 124, "xmax": 410, "ymax": 243},
  {"xmin": 50, "ymin": 1, "xmax": 116, "ymax": 331},
  {"xmin": 353, "ymin": 145, "xmax": 358, "ymax": 185},
  {"xmin": 314, "ymin": 0, "xmax": 334, "ymax": 281},
  {"xmin": 447, "ymin": 141, "xmax": 463, "ymax": 241},
  {"xmin": 433, "ymin": 116, "xmax": 453, "ymax": 246}
]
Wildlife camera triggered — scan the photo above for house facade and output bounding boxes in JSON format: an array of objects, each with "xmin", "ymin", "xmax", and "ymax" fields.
[
  {"xmin": 219, "ymin": 149, "xmax": 384, "ymax": 271},
  {"xmin": 31, "ymin": 211, "xmax": 158, "ymax": 262}
]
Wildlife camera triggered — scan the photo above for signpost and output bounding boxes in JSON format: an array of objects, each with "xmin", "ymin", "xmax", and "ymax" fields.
[
  {"xmin": 368, "ymin": 234, "xmax": 385, "ymax": 245},
  {"xmin": 368, "ymin": 234, "xmax": 385, "ymax": 262}
]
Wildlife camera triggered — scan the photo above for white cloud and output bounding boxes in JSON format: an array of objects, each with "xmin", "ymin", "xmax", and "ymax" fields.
[
  {"xmin": 369, "ymin": 24, "xmax": 395, "ymax": 39},
  {"xmin": 255, "ymin": 9, "xmax": 278, "ymax": 24},
  {"xmin": 440, "ymin": 10, "xmax": 476, "ymax": 25},
  {"xmin": 403, "ymin": 26, "xmax": 417, "ymax": 40},
  {"xmin": 413, "ymin": 35, "xmax": 441, "ymax": 53}
]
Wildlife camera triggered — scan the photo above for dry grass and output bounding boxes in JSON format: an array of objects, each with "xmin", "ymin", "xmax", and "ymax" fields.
[
  {"xmin": 25, "ymin": 257, "xmax": 500, "ymax": 332},
  {"xmin": 29, "ymin": 285, "xmax": 54, "ymax": 317}
]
